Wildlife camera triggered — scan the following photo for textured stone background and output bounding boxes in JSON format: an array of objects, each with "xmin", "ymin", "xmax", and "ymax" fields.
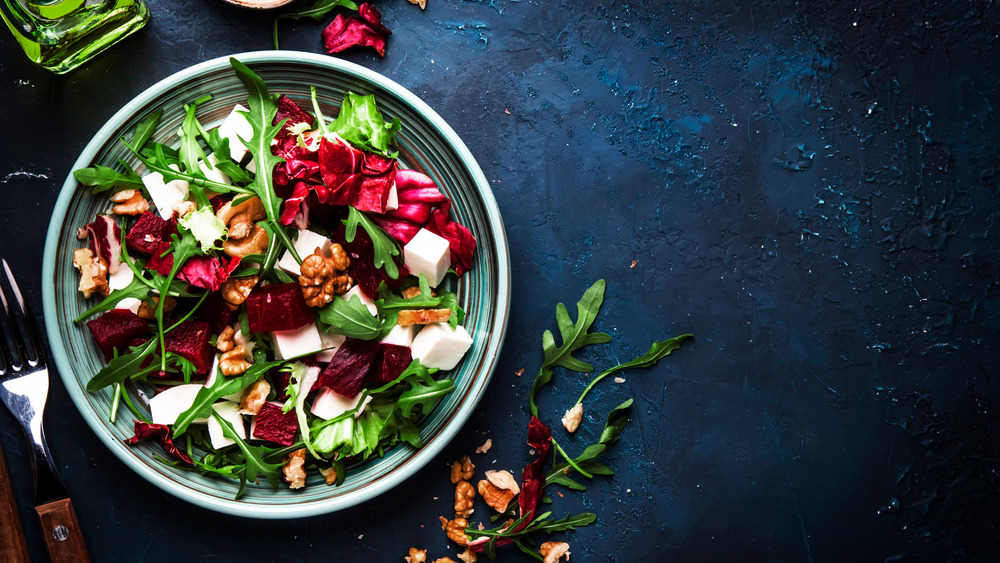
[{"xmin": 1, "ymin": 0, "xmax": 997, "ymax": 560}]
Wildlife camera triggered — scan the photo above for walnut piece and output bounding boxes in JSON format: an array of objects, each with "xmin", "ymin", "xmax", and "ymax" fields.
[
  {"xmin": 477, "ymin": 479, "xmax": 516, "ymax": 513},
  {"xmin": 223, "ymin": 224, "xmax": 269, "ymax": 258},
  {"xmin": 432, "ymin": 559, "xmax": 456, "ymax": 563},
  {"xmin": 239, "ymin": 379, "xmax": 271, "ymax": 415},
  {"xmin": 450, "ymin": 455, "xmax": 475, "ymax": 484},
  {"xmin": 220, "ymin": 346, "xmax": 251, "ymax": 375},
  {"xmin": 217, "ymin": 196, "xmax": 267, "ymax": 240},
  {"xmin": 72, "ymin": 248, "xmax": 109, "ymax": 298},
  {"xmin": 298, "ymin": 245, "xmax": 352, "ymax": 308},
  {"xmin": 475, "ymin": 439, "xmax": 492, "ymax": 454},
  {"xmin": 484, "ymin": 469, "xmax": 520, "ymax": 495},
  {"xmin": 110, "ymin": 189, "xmax": 150, "ymax": 216},
  {"xmin": 402, "ymin": 285, "xmax": 436, "ymax": 299},
  {"xmin": 405, "ymin": 548, "xmax": 427, "ymax": 563},
  {"xmin": 216, "ymin": 326, "xmax": 236, "ymax": 352},
  {"xmin": 539, "ymin": 542, "xmax": 571, "ymax": 563},
  {"xmin": 439, "ymin": 516, "xmax": 469, "ymax": 546},
  {"xmin": 220, "ymin": 275, "xmax": 258, "ymax": 309},
  {"xmin": 397, "ymin": 308, "xmax": 452, "ymax": 327},
  {"xmin": 170, "ymin": 200, "xmax": 196, "ymax": 218},
  {"xmin": 561, "ymin": 403, "xmax": 583, "ymax": 433},
  {"xmin": 454, "ymin": 480, "xmax": 476, "ymax": 518},
  {"xmin": 319, "ymin": 465, "xmax": 338, "ymax": 485},
  {"xmin": 407, "ymin": 0, "xmax": 427, "ymax": 9},
  {"xmin": 136, "ymin": 295, "xmax": 176, "ymax": 320},
  {"xmin": 457, "ymin": 550, "xmax": 477, "ymax": 563},
  {"xmin": 282, "ymin": 448, "xmax": 307, "ymax": 489}
]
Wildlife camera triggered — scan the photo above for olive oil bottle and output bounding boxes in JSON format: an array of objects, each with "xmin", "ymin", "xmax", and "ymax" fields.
[{"xmin": 0, "ymin": 0, "xmax": 148, "ymax": 74}]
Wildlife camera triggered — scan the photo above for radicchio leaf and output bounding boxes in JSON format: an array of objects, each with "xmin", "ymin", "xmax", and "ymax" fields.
[
  {"xmin": 177, "ymin": 255, "xmax": 241, "ymax": 292},
  {"xmin": 321, "ymin": 3, "xmax": 391, "ymax": 57},
  {"xmin": 274, "ymin": 95, "xmax": 314, "ymax": 141},
  {"xmin": 125, "ymin": 420, "xmax": 194, "ymax": 465},
  {"xmin": 317, "ymin": 135, "xmax": 397, "ymax": 214},
  {"xmin": 77, "ymin": 214, "xmax": 123, "ymax": 274},
  {"xmin": 394, "ymin": 169, "xmax": 446, "ymax": 203},
  {"xmin": 425, "ymin": 200, "xmax": 477, "ymax": 276}
]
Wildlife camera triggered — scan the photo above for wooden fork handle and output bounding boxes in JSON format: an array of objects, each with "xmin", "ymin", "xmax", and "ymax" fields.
[
  {"xmin": 36, "ymin": 498, "xmax": 90, "ymax": 563},
  {"xmin": 0, "ymin": 442, "xmax": 31, "ymax": 562}
]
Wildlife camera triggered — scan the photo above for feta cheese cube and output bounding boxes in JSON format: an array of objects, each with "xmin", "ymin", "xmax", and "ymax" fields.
[
  {"xmin": 277, "ymin": 230, "xmax": 334, "ymax": 276},
  {"xmin": 317, "ymin": 331, "xmax": 347, "ymax": 362},
  {"xmin": 409, "ymin": 323, "xmax": 473, "ymax": 371},
  {"xmin": 107, "ymin": 265, "xmax": 134, "ymax": 292},
  {"xmin": 403, "ymin": 229, "xmax": 451, "ymax": 287},
  {"xmin": 217, "ymin": 104, "xmax": 254, "ymax": 168},
  {"xmin": 341, "ymin": 285, "xmax": 378, "ymax": 316},
  {"xmin": 310, "ymin": 388, "xmax": 371, "ymax": 420},
  {"xmin": 385, "ymin": 181, "xmax": 398, "ymax": 211},
  {"xmin": 272, "ymin": 323, "xmax": 325, "ymax": 360},
  {"xmin": 199, "ymin": 153, "xmax": 232, "ymax": 186},
  {"xmin": 207, "ymin": 401, "xmax": 245, "ymax": 449},
  {"xmin": 379, "ymin": 323, "xmax": 418, "ymax": 347},
  {"xmin": 115, "ymin": 297, "xmax": 141, "ymax": 315},
  {"xmin": 142, "ymin": 164, "xmax": 190, "ymax": 219},
  {"xmin": 149, "ymin": 384, "xmax": 207, "ymax": 425}
]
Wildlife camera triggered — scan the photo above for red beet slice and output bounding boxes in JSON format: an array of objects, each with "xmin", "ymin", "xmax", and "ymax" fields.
[
  {"xmin": 252, "ymin": 402, "xmax": 299, "ymax": 446},
  {"xmin": 245, "ymin": 283, "xmax": 315, "ymax": 332},
  {"xmin": 317, "ymin": 338, "xmax": 379, "ymax": 397},
  {"xmin": 86, "ymin": 309, "xmax": 149, "ymax": 361},
  {"xmin": 369, "ymin": 343, "xmax": 412, "ymax": 384},
  {"xmin": 163, "ymin": 320, "xmax": 213, "ymax": 374},
  {"xmin": 126, "ymin": 212, "xmax": 177, "ymax": 257}
]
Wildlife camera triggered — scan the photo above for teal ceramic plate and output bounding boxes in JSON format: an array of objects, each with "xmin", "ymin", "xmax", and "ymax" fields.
[{"xmin": 41, "ymin": 51, "xmax": 510, "ymax": 518}]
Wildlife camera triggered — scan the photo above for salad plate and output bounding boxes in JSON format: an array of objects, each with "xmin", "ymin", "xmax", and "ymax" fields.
[{"xmin": 41, "ymin": 51, "xmax": 510, "ymax": 518}]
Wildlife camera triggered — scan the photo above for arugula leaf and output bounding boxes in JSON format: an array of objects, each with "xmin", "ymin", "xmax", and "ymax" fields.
[
  {"xmin": 377, "ymin": 275, "xmax": 465, "ymax": 329},
  {"xmin": 132, "ymin": 108, "xmax": 162, "ymax": 153},
  {"xmin": 212, "ymin": 411, "xmax": 284, "ymax": 498},
  {"xmin": 178, "ymin": 95, "xmax": 211, "ymax": 183},
  {"xmin": 330, "ymin": 92, "xmax": 402, "ymax": 157},
  {"xmin": 529, "ymin": 279, "xmax": 612, "ymax": 417},
  {"xmin": 73, "ymin": 164, "xmax": 144, "ymax": 193},
  {"xmin": 396, "ymin": 371, "xmax": 454, "ymax": 418},
  {"xmin": 272, "ymin": 0, "xmax": 359, "ymax": 49},
  {"xmin": 576, "ymin": 334, "xmax": 691, "ymax": 404},
  {"xmin": 229, "ymin": 57, "xmax": 300, "ymax": 274},
  {"xmin": 544, "ymin": 399, "xmax": 633, "ymax": 490},
  {"xmin": 316, "ymin": 294, "xmax": 381, "ymax": 339},
  {"xmin": 468, "ymin": 512, "xmax": 598, "ymax": 560},
  {"xmin": 345, "ymin": 206, "xmax": 399, "ymax": 279},
  {"xmin": 86, "ymin": 339, "xmax": 159, "ymax": 392}
]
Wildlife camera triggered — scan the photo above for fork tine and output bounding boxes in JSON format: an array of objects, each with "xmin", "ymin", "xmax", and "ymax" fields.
[{"xmin": 0, "ymin": 259, "xmax": 40, "ymax": 369}]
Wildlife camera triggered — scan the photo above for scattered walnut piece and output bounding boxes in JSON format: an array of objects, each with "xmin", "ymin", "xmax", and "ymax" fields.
[
  {"xmin": 613, "ymin": 376, "xmax": 626, "ymax": 383},
  {"xmin": 454, "ymin": 480, "xmax": 476, "ymax": 518},
  {"xmin": 477, "ymin": 479, "xmax": 516, "ymax": 513},
  {"xmin": 72, "ymin": 248, "xmax": 109, "ymax": 298},
  {"xmin": 439, "ymin": 516, "xmax": 469, "ymax": 546},
  {"xmin": 457, "ymin": 549, "xmax": 477, "ymax": 563},
  {"xmin": 561, "ymin": 403, "xmax": 583, "ymax": 433},
  {"xmin": 484, "ymin": 469, "xmax": 520, "ymax": 495},
  {"xmin": 216, "ymin": 325, "xmax": 236, "ymax": 352},
  {"xmin": 170, "ymin": 200, "xmax": 196, "ymax": 218},
  {"xmin": 319, "ymin": 465, "xmax": 338, "ymax": 485},
  {"xmin": 220, "ymin": 346, "xmax": 252, "ymax": 375},
  {"xmin": 299, "ymin": 245, "xmax": 352, "ymax": 308},
  {"xmin": 539, "ymin": 542, "xmax": 571, "ymax": 563},
  {"xmin": 220, "ymin": 275, "xmax": 258, "ymax": 309},
  {"xmin": 136, "ymin": 295, "xmax": 176, "ymax": 320},
  {"xmin": 110, "ymin": 189, "xmax": 150, "ymax": 216},
  {"xmin": 239, "ymin": 379, "xmax": 271, "ymax": 415},
  {"xmin": 515, "ymin": 368, "xmax": 525, "ymax": 376},
  {"xmin": 630, "ymin": 260, "xmax": 637, "ymax": 269},
  {"xmin": 431, "ymin": 559, "xmax": 456, "ymax": 563},
  {"xmin": 397, "ymin": 308, "xmax": 451, "ymax": 327},
  {"xmin": 282, "ymin": 448, "xmax": 307, "ymax": 489},
  {"xmin": 475, "ymin": 439, "xmax": 492, "ymax": 454},
  {"xmin": 406, "ymin": 548, "xmax": 428, "ymax": 563},
  {"xmin": 450, "ymin": 455, "xmax": 475, "ymax": 484},
  {"xmin": 407, "ymin": 0, "xmax": 426, "ymax": 9}
]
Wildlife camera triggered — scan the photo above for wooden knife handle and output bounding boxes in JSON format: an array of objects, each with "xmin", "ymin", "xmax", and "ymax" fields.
[
  {"xmin": 35, "ymin": 498, "xmax": 90, "ymax": 563},
  {"xmin": 0, "ymin": 443, "xmax": 31, "ymax": 563}
]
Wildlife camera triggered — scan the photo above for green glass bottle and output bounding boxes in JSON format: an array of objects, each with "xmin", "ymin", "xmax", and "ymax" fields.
[{"xmin": 1, "ymin": 0, "xmax": 149, "ymax": 74}]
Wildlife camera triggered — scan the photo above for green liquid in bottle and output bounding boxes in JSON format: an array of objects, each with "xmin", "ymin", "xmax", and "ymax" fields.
[{"xmin": 1, "ymin": 0, "xmax": 149, "ymax": 74}]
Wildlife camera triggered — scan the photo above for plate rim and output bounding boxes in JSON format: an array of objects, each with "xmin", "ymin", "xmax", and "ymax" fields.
[{"xmin": 41, "ymin": 50, "xmax": 511, "ymax": 519}]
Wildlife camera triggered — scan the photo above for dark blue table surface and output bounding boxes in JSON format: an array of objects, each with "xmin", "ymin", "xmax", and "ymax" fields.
[{"xmin": 1, "ymin": 0, "xmax": 998, "ymax": 561}]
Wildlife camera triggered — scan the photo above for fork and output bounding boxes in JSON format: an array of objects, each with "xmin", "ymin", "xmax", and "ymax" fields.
[{"xmin": 0, "ymin": 259, "xmax": 90, "ymax": 563}]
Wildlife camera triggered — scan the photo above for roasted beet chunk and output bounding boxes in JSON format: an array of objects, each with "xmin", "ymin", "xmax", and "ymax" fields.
[
  {"xmin": 252, "ymin": 402, "xmax": 299, "ymax": 446},
  {"xmin": 126, "ymin": 212, "xmax": 178, "ymax": 257},
  {"xmin": 86, "ymin": 309, "xmax": 149, "ymax": 361},
  {"xmin": 245, "ymin": 283, "xmax": 315, "ymax": 332},
  {"xmin": 317, "ymin": 338, "xmax": 380, "ymax": 397},
  {"xmin": 163, "ymin": 320, "xmax": 213, "ymax": 374},
  {"xmin": 369, "ymin": 344, "xmax": 412, "ymax": 384}
]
